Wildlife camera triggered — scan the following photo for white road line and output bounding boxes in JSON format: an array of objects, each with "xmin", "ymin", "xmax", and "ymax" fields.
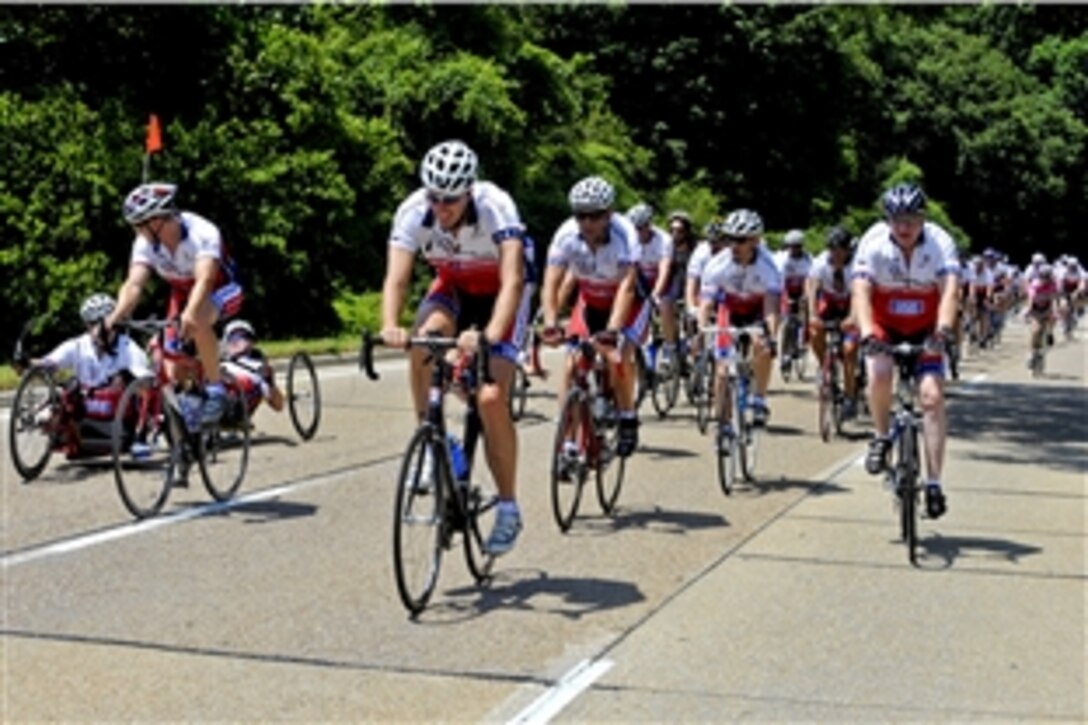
[
  {"xmin": 507, "ymin": 658, "xmax": 614, "ymax": 725},
  {"xmin": 1, "ymin": 468, "xmax": 358, "ymax": 570},
  {"xmin": 967, "ymin": 373, "xmax": 989, "ymax": 385}
]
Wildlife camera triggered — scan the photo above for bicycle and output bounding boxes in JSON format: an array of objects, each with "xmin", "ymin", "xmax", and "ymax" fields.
[
  {"xmin": 111, "ymin": 318, "xmax": 250, "ymax": 519},
  {"xmin": 549, "ymin": 330, "xmax": 628, "ymax": 531},
  {"xmin": 709, "ymin": 324, "xmax": 766, "ymax": 494},
  {"xmin": 687, "ymin": 326, "xmax": 716, "ymax": 436},
  {"xmin": 646, "ymin": 303, "xmax": 681, "ymax": 419},
  {"xmin": 868, "ymin": 339, "xmax": 930, "ymax": 565},
  {"xmin": 362, "ymin": 330, "xmax": 499, "ymax": 617},
  {"xmin": 778, "ymin": 304, "xmax": 808, "ymax": 382},
  {"xmin": 817, "ymin": 320, "xmax": 849, "ymax": 442}
]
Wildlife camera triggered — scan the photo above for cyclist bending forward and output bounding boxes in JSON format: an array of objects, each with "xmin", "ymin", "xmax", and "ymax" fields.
[
  {"xmin": 854, "ymin": 183, "xmax": 961, "ymax": 520},
  {"xmin": 540, "ymin": 176, "xmax": 644, "ymax": 458},
  {"xmin": 106, "ymin": 182, "xmax": 244, "ymax": 425},
  {"xmin": 806, "ymin": 226, "xmax": 860, "ymax": 418},
  {"xmin": 379, "ymin": 140, "xmax": 527, "ymax": 556}
]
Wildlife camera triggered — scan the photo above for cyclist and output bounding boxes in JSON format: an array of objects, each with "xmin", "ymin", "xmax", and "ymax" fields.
[
  {"xmin": 685, "ymin": 219, "xmax": 729, "ymax": 316},
  {"xmin": 697, "ymin": 209, "xmax": 781, "ymax": 446},
  {"xmin": 806, "ymin": 225, "xmax": 860, "ymax": 419},
  {"xmin": 774, "ymin": 229, "xmax": 813, "ymax": 377},
  {"xmin": 1056, "ymin": 255, "xmax": 1086, "ymax": 331},
  {"xmin": 106, "ymin": 182, "xmax": 243, "ymax": 426},
  {"xmin": 379, "ymin": 140, "xmax": 527, "ymax": 556},
  {"xmin": 628, "ymin": 202, "xmax": 679, "ymax": 369},
  {"xmin": 220, "ymin": 319, "xmax": 285, "ymax": 414},
  {"xmin": 29, "ymin": 293, "xmax": 153, "ymax": 455},
  {"xmin": 540, "ymin": 176, "xmax": 643, "ymax": 459},
  {"xmin": 853, "ymin": 182, "xmax": 961, "ymax": 520},
  {"xmin": 964, "ymin": 255, "xmax": 994, "ymax": 347},
  {"xmin": 1023, "ymin": 264, "xmax": 1059, "ymax": 366},
  {"xmin": 514, "ymin": 228, "xmax": 549, "ymax": 379}
]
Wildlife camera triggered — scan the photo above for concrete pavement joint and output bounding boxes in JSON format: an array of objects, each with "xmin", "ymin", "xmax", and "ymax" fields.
[{"xmin": 735, "ymin": 552, "xmax": 1087, "ymax": 582}]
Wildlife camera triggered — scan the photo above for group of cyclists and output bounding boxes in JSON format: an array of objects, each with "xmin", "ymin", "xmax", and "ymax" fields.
[{"xmin": 15, "ymin": 137, "xmax": 1085, "ymax": 563}]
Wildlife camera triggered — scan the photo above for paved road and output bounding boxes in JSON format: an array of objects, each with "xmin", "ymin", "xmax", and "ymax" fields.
[{"xmin": 2, "ymin": 319, "xmax": 1084, "ymax": 721}]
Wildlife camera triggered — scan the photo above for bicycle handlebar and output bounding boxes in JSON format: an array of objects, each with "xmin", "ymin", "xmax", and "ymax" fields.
[{"xmin": 361, "ymin": 330, "xmax": 494, "ymax": 385}]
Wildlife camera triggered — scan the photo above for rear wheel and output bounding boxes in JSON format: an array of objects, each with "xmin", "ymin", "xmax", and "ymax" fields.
[
  {"xmin": 463, "ymin": 476, "xmax": 498, "ymax": 584},
  {"xmin": 113, "ymin": 378, "xmax": 177, "ymax": 519},
  {"xmin": 595, "ymin": 413, "xmax": 625, "ymax": 515},
  {"xmin": 632, "ymin": 348, "xmax": 650, "ymax": 412},
  {"xmin": 551, "ymin": 390, "xmax": 589, "ymax": 532},
  {"xmin": 650, "ymin": 346, "xmax": 680, "ymax": 418},
  {"xmin": 198, "ymin": 387, "xmax": 250, "ymax": 503},
  {"xmin": 287, "ymin": 352, "xmax": 321, "ymax": 440},
  {"xmin": 509, "ymin": 365, "xmax": 528, "ymax": 422},
  {"xmin": 693, "ymin": 353, "xmax": 713, "ymax": 435},
  {"xmin": 393, "ymin": 426, "xmax": 446, "ymax": 616},
  {"xmin": 716, "ymin": 411, "xmax": 737, "ymax": 496},
  {"xmin": 737, "ymin": 385, "xmax": 760, "ymax": 482},
  {"xmin": 9, "ymin": 366, "xmax": 58, "ymax": 482}
]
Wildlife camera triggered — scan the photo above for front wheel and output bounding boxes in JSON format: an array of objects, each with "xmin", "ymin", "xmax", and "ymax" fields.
[
  {"xmin": 509, "ymin": 365, "xmax": 528, "ymax": 422},
  {"xmin": 737, "ymin": 389, "xmax": 760, "ymax": 482},
  {"xmin": 650, "ymin": 347, "xmax": 680, "ymax": 418},
  {"xmin": 393, "ymin": 426, "xmax": 447, "ymax": 616},
  {"xmin": 113, "ymin": 378, "xmax": 177, "ymax": 519},
  {"xmin": 9, "ymin": 365, "xmax": 59, "ymax": 482},
  {"xmin": 595, "ymin": 424, "xmax": 626, "ymax": 515},
  {"xmin": 551, "ymin": 390, "xmax": 590, "ymax": 532},
  {"xmin": 287, "ymin": 352, "xmax": 321, "ymax": 440}
]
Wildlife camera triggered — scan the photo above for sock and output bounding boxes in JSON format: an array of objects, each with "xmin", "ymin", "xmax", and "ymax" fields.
[
  {"xmin": 205, "ymin": 381, "xmax": 226, "ymax": 397},
  {"xmin": 926, "ymin": 479, "xmax": 942, "ymax": 490},
  {"xmin": 498, "ymin": 499, "xmax": 519, "ymax": 515},
  {"xmin": 619, "ymin": 410, "xmax": 637, "ymax": 421}
]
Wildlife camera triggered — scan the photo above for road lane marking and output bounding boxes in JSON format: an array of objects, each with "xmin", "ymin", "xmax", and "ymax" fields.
[{"xmin": 508, "ymin": 658, "xmax": 614, "ymax": 725}]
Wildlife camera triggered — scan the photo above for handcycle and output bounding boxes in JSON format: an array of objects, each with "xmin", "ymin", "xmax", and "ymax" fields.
[
  {"xmin": 224, "ymin": 351, "xmax": 322, "ymax": 441},
  {"xmin": 361, "ymin": 330, "xmax": 499, "ymax": 617},
  {"xmin": 7, "ymin": 319, "xmax": 137, "ymax": 482},
  {"xmin": 708, "ymin": 324, "xmax": 766, "ymax": 495},
  {"xmin": 110, "ymin": 318, "xmax": 251, "ymax": 519},
  {"xmin": 866, "ymin": 338, "xmax": 933, "ymax": 566},
  {"xmin": 549, "ymin": 329, "xmax": 628, "ymax": 532}
]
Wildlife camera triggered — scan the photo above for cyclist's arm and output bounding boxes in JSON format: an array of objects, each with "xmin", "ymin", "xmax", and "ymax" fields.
[
  {"xmin": 805, "ymin": 276, "xmax": 820, "ymax": 322},
  {"xmin": 685, "ymin": 275, "xmax": 701, "ymax": 314},
  {"xmin": 937, "ymin": 273, "xmax": 959, "ymax": 332},
  {"xmin": 853, "ymin": 277, "xmax": 875, "ymax": 339},
  {"xmin": 607, "ymin": 265, "xmax": 637, "ymax": 332},
  {"xmin": 541, "ymin": 263, "xmax": 566, "ymax": 328},
  {"xmin": 109, "ymin": 263, "xmax": 152, "ymax": 328},
  {"xmin": 485, "ymin": 239, "xmax": 525, "ymax": 343},
  {"xmin": 763, "ymin": 292, "xmax": 781, "ymax": 338},
  {"xmin": 381, "ymin": 246, "xmax": 415, "ymax": 331},
  {"xmin": 651, "ymin": 256, "xmax": 671, "ymax": 299}
]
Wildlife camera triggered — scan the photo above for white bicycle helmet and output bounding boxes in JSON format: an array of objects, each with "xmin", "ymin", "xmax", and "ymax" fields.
[
  {"xmin": 626, "ymin": 202, "xmax": 654, "ymax": 227},
  {"xmin": 1031, "ymin": 253, "xmax": 1046, "ymax": 265},
  {"xmin": 223, "ymin": 319, "xmax": 256, "ymax": 340},
  {"xmin": 420, "ymin": 140, "xmax": 477, "ymax": 194},
  {"xmin": 783, "ymin": 229, "xmax": 805, "ymax": 246},
  {"xmin": 568, "ymin": 176, "xmax": 615, "ymax": 213},
  {"xmin": 80, "ymin": 293, "xmax": 116, "ymax": 325},
  {"xmin": 722, "ymin": 209, "xmax": 764, "ymax": 237},
  {"xmin": 1039, "ymin": 264, "xmax": 1054, "ymax": 277},
  {"xmin": 122, "ymin": 182, "xmax": 177, "ymax": 225}
]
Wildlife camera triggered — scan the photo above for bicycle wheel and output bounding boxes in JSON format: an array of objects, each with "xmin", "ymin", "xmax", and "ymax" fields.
[
  {"xmin": 737, "ymin": 388, "xmax": 760, "ymax": 482},
  {"xmin": 595, "ymin": 416, "xmax": 625, "ymax": 515},
  {"xmin": 393, "ymin": 426, "xmax": 446, "ymax": 615},
  {"xmin": 509, "ymin": 365, "xmax": 528, "ymax": 422},
  {"xmin": 287, "ymin": 352, "xmax": 321, "ymax": 440},
  {"xmin": 462, "ymin": 473, "xmax": 499, "ymax": 584},
  {"xmin": 693, "ymin": 353, "xmax": 712, "ymax": 435},
  {"xmin": 896, "ymin": 423, "xmax": 920, "ymax": 564},
  {"xmin": 113, "ymin": 378, "xmax": 177, "ymax": 519},
  {"xmin": 551, "ymin": 390, "xmax": 589, "ymax": 532},
  {"xmin": 650, "ymin": 349, "xmax": 680, "ymax": 418},
  {"xmin": 818, "ymin": 363, "xmax": 834, "ymax": 443},
  {"xmin": 9, "ymin": 366, "xmax": 58, "ymax": 482},
  {"xmin": 198, "ymin": 382, "xmax": 250, "ymax": 502},
  {"xmin": 633, "ymin": 348, "xmax": 650, "ymax": 412},
  {"xmin": 779, "ymin": 321, "xmax": 795, "ymax": 383},
  {"xmin": 716, "ymin": 414, "xmax": 737, "ymax": 496}
]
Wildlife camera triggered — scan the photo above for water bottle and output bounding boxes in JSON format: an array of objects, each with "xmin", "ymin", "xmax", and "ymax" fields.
[{"xmin": 447, "ymin": 433, "xmax": 468, "ymax": 481}]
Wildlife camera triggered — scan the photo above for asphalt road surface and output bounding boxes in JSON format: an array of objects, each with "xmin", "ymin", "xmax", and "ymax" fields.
[{"xmin": 2, "ymin": 317, "xmax": 1084, "ymax": 721}]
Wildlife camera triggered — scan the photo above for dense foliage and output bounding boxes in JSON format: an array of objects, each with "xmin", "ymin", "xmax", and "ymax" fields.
[{"xmin": 1, "ymin": 4, "xmax": 1084, "ymax": 351}]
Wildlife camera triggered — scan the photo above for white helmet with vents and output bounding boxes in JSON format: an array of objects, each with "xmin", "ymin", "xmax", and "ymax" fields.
[
  {"xmin": 420, "ymin": 140, "xmax": 478, "ymax": 195},
  {"xmin": 568, "ymin": 176, "xmax": 615, "ymax": 213},
  {"xmin": 722, "ymin": 209, "xmax": 764, "ymax": 237}
]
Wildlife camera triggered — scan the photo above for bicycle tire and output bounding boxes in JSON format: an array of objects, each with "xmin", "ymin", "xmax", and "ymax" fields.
[
  {"xmin": 198, "ymin": 378, "xmax": 250, "ymax": 503},
  {"xmin": 393, "ymin": 426, "xmax": 446, "ymax": 616},
  {"xmin": 551, "ymin": 390, "xmax": 589, "ymax": 532},
  {"xmin": 650, "ymin": 350, "xmax": 680, "ymax": 418},
  {"xmin": 738, "ymin": 387, "xmax": 760, "ymax": 482},
  {"xmin": 716, "ymin": 417, "xmax": 737, "ymax": 496},
  {"xmin": 113, "ymin": 377, "xmax": 176, "ymax": 519},
  {"xmin": 693, "ymin": 353, "xmax": 712, "ymax": 435},
  {"xmin": 9, "ymin": 365, "xmax": 58, "ymax": 482},
  {"xmin": 897, "ymin": 422, "xmax": 920, "ymax": 565},
  {"xmin": 633, "ymin": 348, "xmax": 650, "ymax": 412},
  {"xmin": 287, "ymin": 351, "xmax": 321, "ymax": 440},
  {"xmin": 509, "ymin": 365, "xmax": 529, "ymax": 422},
  {"xmin": 595, "ymin": 423, "xmax": 625, "ymax": 516},
  {"xmin": 462, "ymin": 477, "xmax": 498, "ymax": 584}
]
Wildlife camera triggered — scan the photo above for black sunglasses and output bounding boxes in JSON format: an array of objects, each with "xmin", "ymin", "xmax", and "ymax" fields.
[
  {"xmin": 575, "ymin": 210, "xmax": 607, "ymax": 221},
  {"xmin": 426, "ymin": 191, "xmax": 464, "ymax": 206}
]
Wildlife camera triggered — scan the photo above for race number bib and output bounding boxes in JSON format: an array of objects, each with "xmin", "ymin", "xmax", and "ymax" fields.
[{"xmin": 889, "ymin": 298, "xmax": 924, "ymax": 316}]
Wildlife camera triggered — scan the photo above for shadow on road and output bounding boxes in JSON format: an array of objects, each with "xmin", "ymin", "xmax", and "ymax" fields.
[
  {"xmin": 734, "ymin": 478, "xmax": 851, "ymax": 497},
  {"xmin": 917, "ymin": 531, "xmax": 1044, "ymax": 569},
  {"xmin": 597, "ymin": 505, "xmax": 729, "ymax": 535},
  {"xmin": 947, "ymin": 381, "xmax": 1087, "ymax": 475},
  {"xmin": 637, "ymin": 444, "xmax": 699, "ymax": 460},
  {"xmin": 437, "ymin": 568, "xmax": 645, "ymax": 621}
]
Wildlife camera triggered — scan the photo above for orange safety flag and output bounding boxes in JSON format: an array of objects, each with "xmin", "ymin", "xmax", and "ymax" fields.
[{"xmin": 145, "ymin": 114, "xmax": 163, "ymax": 154}]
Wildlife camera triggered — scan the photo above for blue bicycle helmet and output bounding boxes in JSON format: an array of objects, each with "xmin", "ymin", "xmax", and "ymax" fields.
[{"xmin": 881, "ymin": 183, "xmax": 926, "ymax": 217}]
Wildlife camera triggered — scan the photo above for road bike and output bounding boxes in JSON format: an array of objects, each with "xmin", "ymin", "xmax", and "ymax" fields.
[
  {"xmin": 778, "ymin": 304, "xmax": 808, "ymax": 382},
  {"xmin": 817, "ymin": 320, "xmax": 849, "ymax": 442},
  {"xmin": 111, "ymin": 318, "xmax": 250, "ymax": 519},
  {"xmin": 362, "ymin": 330, "xmax": 499, "ymax": 617},
  {"xmin": 709, "ymin": 324, "xmax": 766, "ymax": 494},
  {"xmin": 550, "ymin": 331, "xmax": 627, "ymax": 531}
]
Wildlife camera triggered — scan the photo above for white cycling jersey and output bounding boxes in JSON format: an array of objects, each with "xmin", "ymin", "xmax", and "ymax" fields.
[
  {"xmin": 43, "ymin": 333, "xmax": 152, "ymax": 388},
  {"xmin": 773, "ymin": 250, "xmax": 813, "ymax": 297},
  {"xmin": 964, "ymin": 263, "xmax": 994, "ymax": 288},
  {"xmin": 389, "ymin": 181, "xmax": 523, "ymax": 296},
  {"xmin": 635, "ymin": 226, "xmax": 673, "ymax": 283},
  {"xmin": 809, "ymin": 251, "xmax": 853, "ymax": 306},
  {"xmin": 700, "ymin": 245, "xmax": 782, "ymax": 317},
  {"xmin": 686, "ymin": 241, "xmax": 722, "ymax": 280},
  {"xmin": 130, "ymin": 211, "xmax": 226, "ymax": 288},
  {"xmin": 547, "ymin": 214, "xmax": 639, "ymax": 310}
]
